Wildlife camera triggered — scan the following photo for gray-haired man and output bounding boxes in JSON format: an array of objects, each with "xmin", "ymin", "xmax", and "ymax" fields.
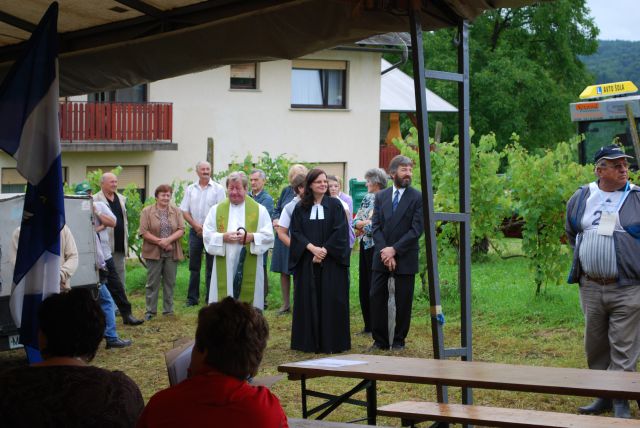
[
  {"xmin": 181, "ymin": 161, "xmax": 226, "ymax": 306},
  {"xmin": 202, "ymin": 172, "xmax": 274, "ymax": 310},
  {"xmin": 249, "ymin": 169, "xmax": 274, "ymax": 308},
  {"xmin": 93, "ymin": 172, "xmax": 143, "ymax": 326},
  {"xmin": 566, "ymin": 145, "xmax": 640, "ymax": 419}
]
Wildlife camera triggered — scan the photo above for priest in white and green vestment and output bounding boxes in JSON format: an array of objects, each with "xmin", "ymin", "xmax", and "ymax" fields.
[{"xmin": 203, "ymin": 171, "xmax": 274, "ymax": 310}]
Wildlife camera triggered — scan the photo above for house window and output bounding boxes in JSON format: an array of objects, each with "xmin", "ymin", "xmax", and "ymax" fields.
[
  {"xmin": 291, "ymin": 60, "xmax": 347, "ymax": 109},
  {"xmin": 230, "ymin": 63, "xmax": 258, "ymax": 90},
  {"xmin": 88, "ymin": 84, "xmax": 148, "ymax": 102},
  {"xmin": 1, "ymin": 167, "xmax": 68, "ymax": 193}
]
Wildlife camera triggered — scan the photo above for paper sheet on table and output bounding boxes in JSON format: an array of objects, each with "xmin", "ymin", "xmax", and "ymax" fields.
[{"xmin": 295, "ymin": 358, "xmax": 367, "ymax": 368}]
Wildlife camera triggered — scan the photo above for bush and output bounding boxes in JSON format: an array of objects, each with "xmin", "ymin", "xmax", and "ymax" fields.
[
  {"xmin": 393, "ymin": 129, "xmax": 597, "ymax": 296},
  {"xmin": 506, "ymin": 137, "xmax": 593, "ymax": 294},
  {"xmin": 392, "ymin": 128, "xmax": 512, "ymax": 291}
]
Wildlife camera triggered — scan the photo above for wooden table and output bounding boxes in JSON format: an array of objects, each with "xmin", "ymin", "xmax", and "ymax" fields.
[{"xmin": 278, "ymin": 354, "xmax": 640, "ymax": 424}]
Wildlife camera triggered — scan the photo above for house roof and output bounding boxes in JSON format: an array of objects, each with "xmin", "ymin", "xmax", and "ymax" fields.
[
  {"xmin": 380, "ymin": 58, "xmax": 457, "ymax": 113},
  {"xmin": 0, "ymin": 0, "xmax": 541, "ymax": 96}
]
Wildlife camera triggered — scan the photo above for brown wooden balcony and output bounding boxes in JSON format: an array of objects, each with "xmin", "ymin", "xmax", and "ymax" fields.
[{"xmin": 59, "ymin": 101, "xmax": 177, "ymax": 152}]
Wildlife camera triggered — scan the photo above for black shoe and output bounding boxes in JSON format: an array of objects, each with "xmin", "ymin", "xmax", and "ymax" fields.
[
  {"xmin": 392, "ymin": 344, "xmax": 405, "ymax": 351},
  {"xmin": 368, "ymin": 342, "xmax": 388, "ymax": 351},
  {"xmin": 122, "ymin": 314, "xmax": 144, "ymax": 325},
  {"xmin": 106, "ymin": 338, "xmax": 132, "ymax": 349},
  {"xmin": 614, "ymin": 399, "xmax": 631, "ymax": 419},
  {"xmin": 578, "ymin": 398, "xmax": 612, "ymax": 415},
  {"xmin": 185, "ymin": 301, "xmax": 198, "ymax": 307},
  {"xmin": 356, "ymin": 329, "xmax": 372, "ymax": 336},
  {"xmin": 277, "ymin": 307, "xmax": 290, "ymax": 315},
  {"xmin": 144, "ymin": 313, "xmax": 155, "ymax": 321}
]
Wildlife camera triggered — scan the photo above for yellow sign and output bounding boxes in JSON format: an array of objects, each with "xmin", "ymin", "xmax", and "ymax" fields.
[{"xmin": 579, "ymin": 81, "xmax": 638, "ymax": 99}]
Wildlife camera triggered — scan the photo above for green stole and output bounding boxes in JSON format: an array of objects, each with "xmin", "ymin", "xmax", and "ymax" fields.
[{"xmin": 215, "ymin": 197, "xmax": 260, "ymax": 303}]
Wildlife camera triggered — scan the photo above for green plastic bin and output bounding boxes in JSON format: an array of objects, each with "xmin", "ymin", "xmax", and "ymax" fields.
[{"xmin": 349, "ymin": 178, "xmax": 368, "ymax": 214}]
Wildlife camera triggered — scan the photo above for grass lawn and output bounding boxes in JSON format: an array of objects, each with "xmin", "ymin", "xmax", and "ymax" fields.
[{"xmin": 2, "ymin": 238, "xmax": 630, "ymax": 424}]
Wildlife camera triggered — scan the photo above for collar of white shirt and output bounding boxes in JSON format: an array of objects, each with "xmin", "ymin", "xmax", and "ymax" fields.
[
  {"xmin": 310, "ymin": 203, "xmax": 325, "ymax": 220},
  {"xmin": 392, "ymin": 186, "xmax": 406, "ymax": 198},
  {"xmin": 194, "ymin": 178, "xmax": 215, "ymax": 189}
]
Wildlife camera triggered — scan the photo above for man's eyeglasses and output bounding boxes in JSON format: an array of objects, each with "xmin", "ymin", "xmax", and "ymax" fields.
[{"xmin": 604, "ymin": 162, "xmax": 629, "ymax": 171}]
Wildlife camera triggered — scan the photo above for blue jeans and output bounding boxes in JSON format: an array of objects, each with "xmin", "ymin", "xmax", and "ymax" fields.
[
  {"xmin": 99, "ymin": 284, "xmax": 118, "ymax": 341},
  {"xmin": 187, "ymin": 229, "xmax": 213, "ymax": 304}
]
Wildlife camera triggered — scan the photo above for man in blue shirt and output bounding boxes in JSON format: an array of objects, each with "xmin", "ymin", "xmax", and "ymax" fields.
[{"xmin": 249, "ymin": 169, "xmax": 274, "ymax": 309}]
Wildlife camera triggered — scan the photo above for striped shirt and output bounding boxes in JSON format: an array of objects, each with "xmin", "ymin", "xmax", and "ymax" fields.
[
  {"xmin": 578, "ymin": 182, "xmax": 629, "ymax": 278},
  {"xmin": 579, "ymin": 229, "xmax": 617, "ymax": 278}
]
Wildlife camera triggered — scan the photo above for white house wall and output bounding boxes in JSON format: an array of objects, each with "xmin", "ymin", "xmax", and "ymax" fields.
[
  {"xmin": 148, "ymin": 50, "xmax": 381, "ymax": 191},
  {"xmin": 0, "ymin": 50, "xmax": 381, "ymax": 195}
]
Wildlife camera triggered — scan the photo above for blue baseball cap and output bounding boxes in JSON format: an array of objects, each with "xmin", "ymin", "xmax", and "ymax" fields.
[{"xmin": 593, "ymin": 145, "xmax": 633, "ymax": 164}]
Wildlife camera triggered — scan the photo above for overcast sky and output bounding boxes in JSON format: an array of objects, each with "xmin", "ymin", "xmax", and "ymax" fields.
[{"xmin": 585, "ymin": 0, "xmax": 639, "ymax": 41}]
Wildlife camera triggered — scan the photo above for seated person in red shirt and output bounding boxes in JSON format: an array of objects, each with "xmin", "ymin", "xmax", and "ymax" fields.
[{"xmin": 137, "ymin": 297, "xmax": 288, "ymax": 428}]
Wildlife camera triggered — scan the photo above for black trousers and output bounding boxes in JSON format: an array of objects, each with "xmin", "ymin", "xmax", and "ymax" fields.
[
  {"xmin": 187, "ymin": 229, "xmax": 213, "ymax": 304},
  {"xmin": 263, "ymin": 263, "xmax": 269, "ymax": 305},
  {"xmin": 105, "ymin": 257, "xmax": 132, "ymax": 316},
  {"xmin": 370, "ymin": 270, "xmax": 415, "ymax": 348},
  {"xmin": 358, "ymin": 245, "xmax": 374, "ymax": 332}
]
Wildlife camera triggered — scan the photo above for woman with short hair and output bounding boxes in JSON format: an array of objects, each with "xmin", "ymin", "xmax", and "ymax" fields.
[
  {"xmin": 275, "ymin": 173, "xmax": 306, "ymax": 248},
  {"xmin": 327, "ymin": 174, "xmax": 355, "ymax": 249},
  {"xmin": 271, "ymin": 164, "xmax": 309, "ymax": 314},
  {"xmin": 0, "ymin": 289, "xmax": 144, "ymax": 427},
  {"xmin": 353, "ymin": 167, "xmax": 388, "ymax": 334},
  {"xmin": 139, "ymin": 184, "xmax": 185, "ymax": 320}
]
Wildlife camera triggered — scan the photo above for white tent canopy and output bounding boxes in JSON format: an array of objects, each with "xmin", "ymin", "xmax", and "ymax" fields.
[{"xmin": 380, "ymin": 58, "xmax": 457, "ymax": 113}]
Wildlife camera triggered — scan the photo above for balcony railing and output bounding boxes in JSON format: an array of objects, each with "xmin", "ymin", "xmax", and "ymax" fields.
[{"xmin": 59, "ymin": 101, "xmax": 172, "ymax": 143}]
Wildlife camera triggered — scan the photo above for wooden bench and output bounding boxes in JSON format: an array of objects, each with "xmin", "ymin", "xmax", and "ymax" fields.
[
  {"xmin": 288, "ymin": 418, "xmax": 389, "ymax": 427},
  {"xmin": 279, "ymin": 354, "xmax": 640, "ymax": 425},
  {"xmin": 378, "ymin": 401, "xmax": 640, "ymax": 428}
]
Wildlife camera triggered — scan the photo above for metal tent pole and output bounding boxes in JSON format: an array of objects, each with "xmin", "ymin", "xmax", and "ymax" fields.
[
  {"xmin": 408, "ymin": 2, "xmax": 473, "ymax": 412},
  {"xmin": 408, "ymin": 3, "xmax": 447, "ymax": 404},
  {"xmin": 457, "ymin": 19, "xmax": 473, "ymax": 407}
]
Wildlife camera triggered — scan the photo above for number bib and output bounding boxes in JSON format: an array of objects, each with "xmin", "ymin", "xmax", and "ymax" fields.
[{"xmin": 597, "ymin": 211, "xmax": 617, "ymax": 236}]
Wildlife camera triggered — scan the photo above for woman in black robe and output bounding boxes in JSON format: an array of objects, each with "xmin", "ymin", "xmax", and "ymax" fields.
[{"xmin": 289, "ymin": 168, "xmax": 351, "ymax": 353}]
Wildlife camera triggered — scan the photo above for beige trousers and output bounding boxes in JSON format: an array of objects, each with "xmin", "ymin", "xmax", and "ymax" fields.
[{"xmin": 145, "ymin": 257, "xmax": 177, "ymax": 315}]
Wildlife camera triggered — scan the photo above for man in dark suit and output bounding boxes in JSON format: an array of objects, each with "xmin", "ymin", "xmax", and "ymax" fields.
[{"xmin": 370, "ymin": 155, "xmax": 424, "ymax": 350}]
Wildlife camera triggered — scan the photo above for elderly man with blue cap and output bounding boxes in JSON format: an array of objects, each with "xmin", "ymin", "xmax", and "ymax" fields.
[{"xmin": 566, "ymin": 145, "xmax": 640, "ymax": 418}]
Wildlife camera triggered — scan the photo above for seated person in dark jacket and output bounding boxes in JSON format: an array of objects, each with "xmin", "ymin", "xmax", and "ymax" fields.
[
  {"xmin": 137, "ymin": 297, "xmax": 288, "ymax": 428},
  {"xmin": 0, "ymin": 288, "xmax": 144, "ymax": 428}
]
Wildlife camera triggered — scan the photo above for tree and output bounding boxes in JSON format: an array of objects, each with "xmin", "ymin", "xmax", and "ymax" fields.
[{"xmin": 388, "ymin": 0, "xmax": 599, "ymax": 152}]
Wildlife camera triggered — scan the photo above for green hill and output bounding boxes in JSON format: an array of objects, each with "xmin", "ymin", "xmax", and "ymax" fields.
[{"xmin": 580, "ymin": 40, "xmax": 640, "ymax": 90}]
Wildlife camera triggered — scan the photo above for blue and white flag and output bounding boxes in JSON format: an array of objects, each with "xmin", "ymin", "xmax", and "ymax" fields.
[{"xmin": 0, "ymin": 2, "xmax": 64, "ymax": 353}]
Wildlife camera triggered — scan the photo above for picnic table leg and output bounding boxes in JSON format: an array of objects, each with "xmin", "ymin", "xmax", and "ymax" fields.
[
  {"xmin": 366, "ymin": 379, "xmax": 377, "ymax": 425},
  {"xmin": 301, "ymin": 376, "xmax": 308, "ymax": 418}
]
